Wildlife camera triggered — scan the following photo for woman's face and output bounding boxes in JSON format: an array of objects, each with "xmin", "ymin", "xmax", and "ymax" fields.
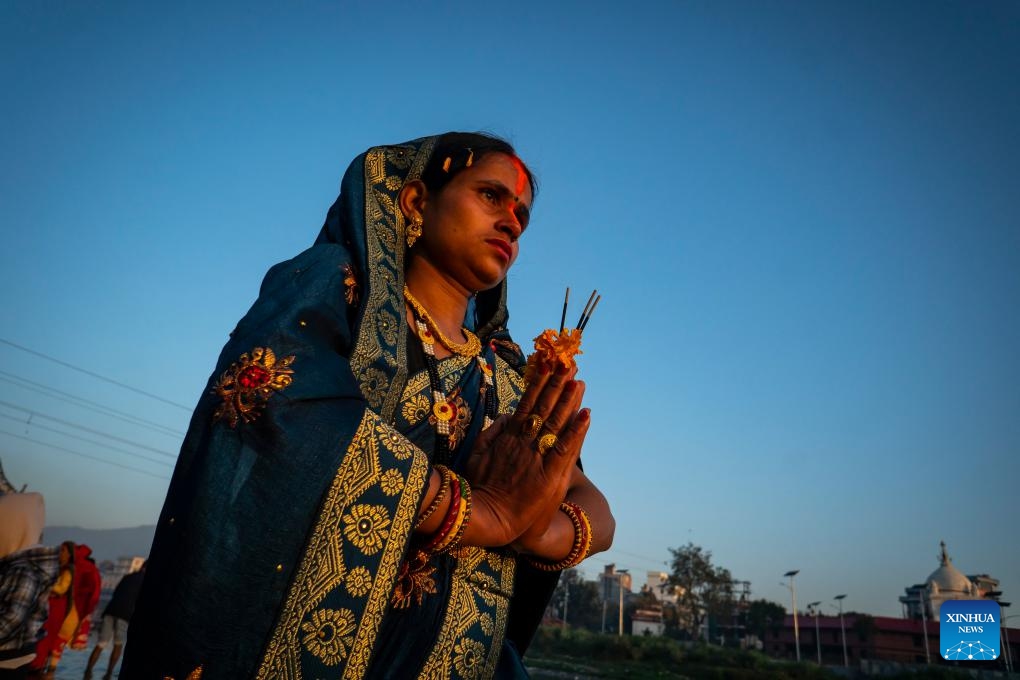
[
  {"xmin": 418, "ymin": 152, "xmax": 533, "ymax": 292},
  {"xmin": 59, "ymin": 543, "xmax": 70, "ymax": 566}
]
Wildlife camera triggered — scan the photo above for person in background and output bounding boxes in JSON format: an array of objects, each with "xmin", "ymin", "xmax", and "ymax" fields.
[
  {"xmin": 0, "ymin": 461, "xmax": 60, "ymax": 680},
  {"xmin": 83, "ymin": 561, "xmax": 146, "ymax": 680},
  {"xmin": 29, "ymin": 543, "xmax": 101, "ymax": 674}
]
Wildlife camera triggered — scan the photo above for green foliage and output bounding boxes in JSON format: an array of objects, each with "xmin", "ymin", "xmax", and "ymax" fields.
[
  {"xmin": 668, "ymin": 542, "xmax": 736, "ymax": 639},
  {"xmin": 551, "ymin": 568, "xmax": 605, "ymax": 631},
  {"xmin": 746, "ymin": 598, "xmax": 787, "ymax": 640}
]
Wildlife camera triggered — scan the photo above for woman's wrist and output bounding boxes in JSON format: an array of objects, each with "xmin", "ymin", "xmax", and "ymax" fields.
[{"xmin": 522, "ymin": 502, "xmax": 593, "ymax": 570}]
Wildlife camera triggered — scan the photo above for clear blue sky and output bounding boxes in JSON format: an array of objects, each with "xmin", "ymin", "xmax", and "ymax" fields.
[{"xmin": 1, "ymin": 1, "xmax": 1017, "ymax": 619}]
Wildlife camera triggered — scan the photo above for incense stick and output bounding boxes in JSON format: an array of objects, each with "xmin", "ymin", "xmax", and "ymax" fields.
[
  {"xmin": 579, "ymin": 294, "xmax": 601, "ymax": 331},
  {"xmin": 560, "ymin": 287, "xmax": 570, "ymax": 333},
  {"xmin": 576, "ymin": 289, "xmax": 598, "ymax": 330}
]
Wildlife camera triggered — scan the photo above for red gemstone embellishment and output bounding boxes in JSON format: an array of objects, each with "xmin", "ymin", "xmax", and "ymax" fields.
[{"xmin": 238, "ymin": 365, "xmax": 271, "ymax": 389}]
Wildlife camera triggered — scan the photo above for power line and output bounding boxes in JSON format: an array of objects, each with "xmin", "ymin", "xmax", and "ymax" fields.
[
  {"xmin": 0, "ymin": 400, "xmax": 178, "ymax": 459},
  {"xmin": 0, "ymin": 412, "xmax": 174, "ymax": 469},
  {"xmin": 0, "ymin": 370, "xmax": 185, "ymax": 437},
  {"xmin": 0, "ymin": 430, "xmax": 171, "ymax": 481},
  {"xmin": 0, "ymin": 338, "xmax": 191, "ymax": 411}
]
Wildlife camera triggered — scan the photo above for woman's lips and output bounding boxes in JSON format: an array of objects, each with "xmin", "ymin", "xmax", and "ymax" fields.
[{"xmin": 486, "ymin": 239, "xmax": 512, "ymax": 261}]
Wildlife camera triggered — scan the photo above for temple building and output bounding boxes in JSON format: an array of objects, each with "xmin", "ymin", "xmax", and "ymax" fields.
[{"xmin": 899, "ymin": 541, "xmax": 1001, "ymax": 621}]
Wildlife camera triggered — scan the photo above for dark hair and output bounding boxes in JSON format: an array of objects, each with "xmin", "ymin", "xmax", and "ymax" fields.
[{"xmin": 420, "ymin": 132, "xmax": 537, "ymax": 200}]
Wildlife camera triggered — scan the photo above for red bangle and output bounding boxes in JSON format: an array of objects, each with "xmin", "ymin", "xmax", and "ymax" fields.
[{"xmin": 422, "ymin": 474, "xmax": 462, "ymax": 553}]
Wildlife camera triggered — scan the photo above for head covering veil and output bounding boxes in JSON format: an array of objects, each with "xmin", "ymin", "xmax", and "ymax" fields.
[{"xmin": 315, "ymin": 135, "xmax": 517, "ymax": 422}]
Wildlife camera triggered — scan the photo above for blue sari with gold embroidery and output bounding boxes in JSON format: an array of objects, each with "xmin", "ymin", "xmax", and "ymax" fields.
[{"xmin": 122, "ymin": 137, "xmax": 558, "ymax": 679}]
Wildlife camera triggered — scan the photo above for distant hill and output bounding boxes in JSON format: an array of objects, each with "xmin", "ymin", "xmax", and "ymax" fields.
[{"xmin": 44, "ymin": 525, "xmax": 156, "ymax": 561}]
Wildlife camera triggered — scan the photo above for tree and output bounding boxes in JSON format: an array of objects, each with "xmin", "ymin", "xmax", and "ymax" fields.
[
  {"xmin": 745, "ymin": 598, "xmax": 786, "ymax": 642},
  {"xmin": 550, "ymin": 568, "xmax": 604, "ymax": 632},
  {"xmin": 667, "ymin": 542, "xmax": 735, "ymax": 641}
]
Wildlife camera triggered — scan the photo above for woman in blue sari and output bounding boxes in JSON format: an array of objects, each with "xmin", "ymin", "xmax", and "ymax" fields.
[{"xmin": 122, "ymin": 133, "xmax": 614, "ymax": 679}]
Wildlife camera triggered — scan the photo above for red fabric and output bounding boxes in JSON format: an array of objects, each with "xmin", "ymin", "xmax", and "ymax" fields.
[
  {"xmin": 73, "ymin": 545, "xmax": 102, "ymax": 619},
  {"xmin": 29, "ymin": 589, "xmax": 69, "ymax": 669},
  {"xmin": 28, "ymin": 544, "xmax": 103, "ymax": 668}
]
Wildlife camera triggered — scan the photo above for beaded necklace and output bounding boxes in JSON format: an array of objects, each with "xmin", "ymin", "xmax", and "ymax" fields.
[{"xmin": 404, "ymin": 288, "xmax": 496, "ymax": 464}]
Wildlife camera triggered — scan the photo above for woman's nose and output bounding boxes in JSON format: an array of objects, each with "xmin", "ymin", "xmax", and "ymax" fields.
[{"xmin": 497, "ymin": 209, "xmax": 523, "ymax": 242}]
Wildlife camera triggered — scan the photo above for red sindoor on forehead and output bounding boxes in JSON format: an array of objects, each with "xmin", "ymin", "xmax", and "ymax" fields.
[{"xmin": 509, "ymin": 156, "xmax": 529, "ymax": 201}]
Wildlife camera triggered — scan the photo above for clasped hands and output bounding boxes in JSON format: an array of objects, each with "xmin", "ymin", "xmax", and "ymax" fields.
[{"xmin": 459, "ymin": 359, "xmax": 590, "ymax": 558}]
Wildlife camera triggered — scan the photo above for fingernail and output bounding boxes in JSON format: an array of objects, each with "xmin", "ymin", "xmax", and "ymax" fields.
[
  {"xmin": 564, "ymin": 380, "xmax": 577, "ymax": 393},
  {"xmin": 579, "ymin": 408, "xmax": 590, "ymax": 422}
]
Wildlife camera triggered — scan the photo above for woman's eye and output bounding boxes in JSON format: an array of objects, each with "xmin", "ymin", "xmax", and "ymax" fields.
[{"xmin": 480, "ymin": 188, "xmax": 498, "ymax": 203}]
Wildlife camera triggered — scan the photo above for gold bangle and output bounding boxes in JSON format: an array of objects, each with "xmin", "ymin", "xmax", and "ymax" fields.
[{"xmin": 415, "ymin": 465, "xmax": 452, "ymax": 530}]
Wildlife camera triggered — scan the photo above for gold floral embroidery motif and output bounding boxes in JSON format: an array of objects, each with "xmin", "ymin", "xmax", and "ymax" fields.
[
  {"xmin": 301, "ymin": 608, "xmax": 357, "ymax": 665},
  {"xmin": 375, "ymin": 420, "xmax": 416, "ymax": 461},
  {"xmin": 453, "ymin": 639, "xmax": 486, "ymax": 680},
  {"xmin": 345, "ymin": 567, "xmax": 373, "ymax": 598},
  {"xmin": 379, "ymin": 469, "xmax": 404, "ymax": 496},
  {"xmin": 212, "ymin": 347, "xmax": 295, "ymax": 427},
  {"xmin": 402, "ymin": 393, "xmax": 431, "ymax": 425},
  {"xmin": 162, "ymin": 667, "xmax": 202, "ymax": 680},
  {"xmin": 341, "ymin": 505, "xmax": 391, "ymax": 555},
  {"xmin": 479, "ymin": 613, "xmax": 493, "ymax": 636}
]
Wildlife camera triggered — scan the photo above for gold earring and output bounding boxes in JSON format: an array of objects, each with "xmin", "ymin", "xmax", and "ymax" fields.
[{"xmin": 406, "ymin": 214, "xmax": 423, "ymax": 248}]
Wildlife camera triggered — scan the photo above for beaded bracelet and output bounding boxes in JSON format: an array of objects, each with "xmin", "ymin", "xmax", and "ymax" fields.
[
  {"xmin": 415, "ymin": 465, "xmax": 453, "ymax": 530},
  {"xmin": 525, "ymin": 502, "xmax": 593, "ymax": 572}
]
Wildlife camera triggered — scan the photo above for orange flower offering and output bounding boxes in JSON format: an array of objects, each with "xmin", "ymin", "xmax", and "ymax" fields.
[{"xmin": 525, "ymin": 328, "xmax": 583, "ymax": 382}]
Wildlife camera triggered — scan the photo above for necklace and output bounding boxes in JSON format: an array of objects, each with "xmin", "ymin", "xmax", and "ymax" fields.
[
  {"xmin": 405, "ymin": 295, "xmax": 496, "ymax": 463},
  {"xmin": 403, "ymin": 286, "xmax": 482, "ymax": 357}
]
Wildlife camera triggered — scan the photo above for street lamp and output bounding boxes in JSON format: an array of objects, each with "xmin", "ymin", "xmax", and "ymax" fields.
[
  {"xmin": 834, "ymin": 594, "xmax": 848, "ymax": 668},
  {"xmin": 1003, "ymin": 613, "xmax": 1019, "ymax": 674},
  {"xmin": 807, "ymin": 601, "xmax": 822, "ymax": 665},
  {"xmin": 783, "ymin": 570, "xmax": 801, "ymax": 662},
  {"xmin": 997, "ymin": 602, "xmax": 1012, "ymax": 673}
]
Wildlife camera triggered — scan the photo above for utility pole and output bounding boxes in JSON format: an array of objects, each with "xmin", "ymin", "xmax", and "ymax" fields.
[
  {"xmin": 807, "ymin": 602, "xmax": 821, "ymax": 664},
  {"xmin": 834, "ymin": 594, "xmax": 848, "ymax": 668},
  {"xmin": 618, "ymin": 569, "xmax": 629, "ymax": 636},
  {"xmin": 563, "ymin": 578, "xmax": 569, "ymax": 628}
]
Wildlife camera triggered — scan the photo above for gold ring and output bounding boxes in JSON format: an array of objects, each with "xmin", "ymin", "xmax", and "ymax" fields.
[
  {"xmin": 537, "ymin": 432, "xmax": 558, "ymax": 456},
  {"xmin": 523, "ymin": 414, "xmax": 544, "ymax": 439}
]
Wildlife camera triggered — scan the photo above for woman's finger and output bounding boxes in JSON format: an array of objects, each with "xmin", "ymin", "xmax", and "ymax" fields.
[
  {"xmin": 527, "ymin": 363, "xmax": 577, "ymax": 425},
  {"xmin": 540, "ymin": 379, "xmax": 585, "ymax": 438},
  {"xmin": 508, "ymin": 361, "xmax": 552, "ymax": 430},
  {"xmin": 541, "ymin": 408, "xmax": 590, "ymax": 477}
]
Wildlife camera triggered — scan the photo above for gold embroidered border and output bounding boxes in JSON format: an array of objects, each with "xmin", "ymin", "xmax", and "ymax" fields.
[
  {"xmin": 351, "ymin": 139, "xmax": 437, "ymax": 422},
  {"xmin": 493, "ymin": 355, "xmax": 524, "ymax": 415},
  {"xmin": 417, "ymin": 548, "xmax": 517, "ymax": 680},
  {"xmin": 401, "ymin": 356, "xmax": 474, "ymax": 403},
  {"xmin": 255, "ymin": 410, "xmax": 429, "ymax": 680}
]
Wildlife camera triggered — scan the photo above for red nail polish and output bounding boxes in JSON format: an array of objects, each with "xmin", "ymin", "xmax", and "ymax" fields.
[
  {"xmin": 579, "ymin": 408, "xmax": 590, "ymax": 422},
  {"xmin": 556, "ymin": 364, "xmax": 569, "ymax": 375}
]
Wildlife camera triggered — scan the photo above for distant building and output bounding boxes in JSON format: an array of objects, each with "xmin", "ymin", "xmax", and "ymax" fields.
[
  {"xmin": 899, "ymin": 541, "xmax": 1002, "ymax": 621},
  {"xmin": 632, "ymin": 609, "xmax": 665, "ymax": 636},
  {"xmin": 599, "ymin": 563, "xmax": 633, "ymax": 603},
  {"xmin": 645, "ymin": 570, "xmax": 677, "ymax": 605}
]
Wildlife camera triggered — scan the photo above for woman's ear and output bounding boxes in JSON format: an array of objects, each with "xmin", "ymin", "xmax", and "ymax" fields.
[{"xmin": 398, "ymin": 180, "xmax": 428, "ymax": 223}]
